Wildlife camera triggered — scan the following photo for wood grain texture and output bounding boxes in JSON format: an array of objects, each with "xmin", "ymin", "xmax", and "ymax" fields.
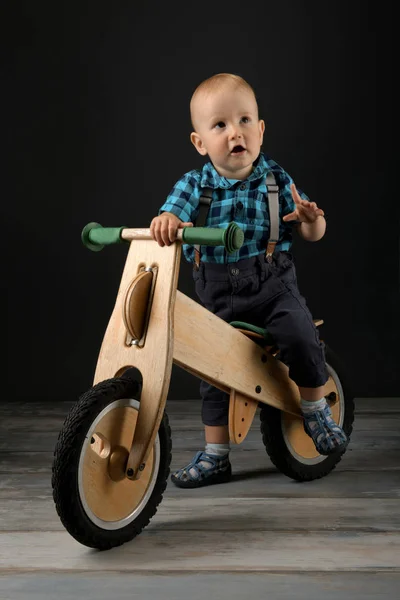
[
  {"xmin": 93, "ymin": 239, "xmax": 180, "ymax": 477},
  {"xmin": 173, "ymin": 291, "xmax": 302, "ymax": 415},
  {"xmin": 0, "ymin": 397, "xmax": 399, "ymax": 599},
  {"xmin": 1, "ymin": 573, "xmax": 400, "ymax": 600},
  {"xmin": 1, "ymin": 497, "xmax": 400, "ymax": 533},
  {"xmin": 1, "ymin": 531, "xmax": 400, "ymax": 571}
]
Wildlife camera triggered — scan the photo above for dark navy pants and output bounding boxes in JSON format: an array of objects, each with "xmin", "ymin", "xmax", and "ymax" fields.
[{"xmin": 192, "ymin": 251, "xmax": 329, "ymax": 426}]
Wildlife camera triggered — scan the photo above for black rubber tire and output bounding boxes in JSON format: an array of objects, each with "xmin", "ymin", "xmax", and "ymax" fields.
[
  {"xmin": 260, "ymin": 345, "xmax": 355, "ymax": 482},
  {"xmin": 52, "ymin": 374, "xmax": 172, "ymax": 550}
]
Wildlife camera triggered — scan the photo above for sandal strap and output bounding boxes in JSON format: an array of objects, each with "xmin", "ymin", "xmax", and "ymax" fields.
[
  {"xmin": 175, "ymin": 451, "xmax": 225, "ymax": 481},
  {"xmin": 303, "ymin": 404, "xmax": 347, "ymax": 452}
]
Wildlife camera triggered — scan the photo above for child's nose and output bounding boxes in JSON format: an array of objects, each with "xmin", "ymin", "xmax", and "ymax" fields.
[{"xmin": 229, "ymin": 125, "xmax": 242, "ymax": 139}]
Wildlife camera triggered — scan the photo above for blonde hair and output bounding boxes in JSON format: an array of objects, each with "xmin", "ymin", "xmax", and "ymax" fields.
[{"xmin": 190, "ymin": 73, "xmax": 258, "ymax": 129}]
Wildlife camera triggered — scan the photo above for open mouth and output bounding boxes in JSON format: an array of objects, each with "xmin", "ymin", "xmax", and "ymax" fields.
[{"xmin": 231, "ymin": 145, "xmax": 246, "ymax": 154}]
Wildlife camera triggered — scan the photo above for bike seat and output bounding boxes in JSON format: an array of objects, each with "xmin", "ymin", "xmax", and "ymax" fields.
[
  {"xmin": 230, "ymin": 321, "xmax": 275, "ymax": 345},
  {"xmin": 230, "ymin": 319, "xmax": 323, "ymax": 346}
]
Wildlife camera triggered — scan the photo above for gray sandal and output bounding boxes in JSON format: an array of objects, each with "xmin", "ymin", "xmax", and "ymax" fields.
[
  {"xmin": 171, "ymin": 451, "xmax": 232, "ymax": 488},
  {"xmin": 303, "ymin": 402, "xmax": 348, "ymax": 455}
]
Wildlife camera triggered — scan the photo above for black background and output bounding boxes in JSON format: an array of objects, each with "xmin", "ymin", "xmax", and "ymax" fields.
[{"xmin": 4, "ymin": 1, "xmax": 398, "ymax": 402}]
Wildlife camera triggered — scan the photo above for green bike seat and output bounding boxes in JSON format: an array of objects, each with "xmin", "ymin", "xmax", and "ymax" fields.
[
  {"xmin": 230, "ymin": 321, "xmax": 275, "ymax": 346},
  {"xmin": 230, "ymin": 319, "xmax": 323, "ymax": 347}
]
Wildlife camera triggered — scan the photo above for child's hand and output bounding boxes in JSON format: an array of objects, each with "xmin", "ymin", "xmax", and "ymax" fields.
[
  {"xmin": 283, "ymin": 184, "xmax": 325, "ymax": 224},
  {"xmin": 150, "ymin": 212, "xmax": 193, "ymax": 247}
]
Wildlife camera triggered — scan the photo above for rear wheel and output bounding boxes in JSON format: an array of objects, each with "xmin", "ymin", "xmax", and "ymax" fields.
[
  {"xmin": 260, "ymin": 345, "xmax": 354, "ymax": 481},
  {"xmin": 52, "ymin": 374, "xmax": 171, "ymax": 549}
]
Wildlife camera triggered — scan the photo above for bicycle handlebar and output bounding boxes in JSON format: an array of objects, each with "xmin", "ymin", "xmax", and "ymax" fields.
[{"xmin": 81, "ymin": 222, "xmax": 244, "ymax": 254}]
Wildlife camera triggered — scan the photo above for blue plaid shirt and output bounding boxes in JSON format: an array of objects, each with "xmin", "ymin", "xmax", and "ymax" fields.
[{"xmin": 159, "ymin": 152, "xmax": 309, "ymax": 263}]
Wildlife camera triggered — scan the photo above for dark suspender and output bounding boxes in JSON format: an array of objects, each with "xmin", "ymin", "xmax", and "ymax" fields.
[
  {"xmin": 193, "ymin": 188, "xmax": 213, "ymax": 270},
  {"xmin": 265, "ymin": 172, "xmax": 279, "ymax": 263}
]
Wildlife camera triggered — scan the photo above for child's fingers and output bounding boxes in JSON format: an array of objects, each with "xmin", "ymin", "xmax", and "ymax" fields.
[
  {"xmin": 290, "ymin": 183, "xmax": 302, "ymax": 204},
  {"xmin": 153, "ymin": 221, "xmax": 165, "ymax": 246},
  {"xmin": 166, "ymin": 221, "xmax": 178, "ymax": 245},
  {"xmin": 283, "ymin": 210, "xmax": 298, "ymax": 222},
  {"xmin": 178, "ymin": 221, "xmax": 193, "ymax": 228},
  {"xmin": 303, "ymin": 205, "xmax": 324, "ymax": 217},
  {"xmin": 298, "ymin": 199, "xmax": 314, "ymax": 209},
  {"xmin": 298, "ymin": 205, "xmax": 325, "ymax": 222},
  {"xmin": 149, "ymin": 218, "xmax": 161, "ymax": 245}
]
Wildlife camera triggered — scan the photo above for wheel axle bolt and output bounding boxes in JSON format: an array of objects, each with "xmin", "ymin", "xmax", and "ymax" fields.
[{"xmin": 139, "ymin": 463, "xmax": 145, "ymax": 471}]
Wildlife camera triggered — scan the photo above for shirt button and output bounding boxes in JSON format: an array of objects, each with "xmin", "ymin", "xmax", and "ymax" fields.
[
  {"xmin": 237, "ymin": 201, "xmax": 243, "ymax": 210},
  {"xmin": 231, "ymin": 268, "xmax": 240, "ymax": 276},
  {"xmin": 240, "ymin": 184, "xmax": 246, "ymax": 190}
]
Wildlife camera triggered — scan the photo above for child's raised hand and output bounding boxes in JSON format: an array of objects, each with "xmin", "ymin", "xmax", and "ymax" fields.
[
  {"xmin": 150, "ymin": 212, "xmax": 193, "ymax": 247},
  {"xmin": 282, "ymin": 184, "xmax": 325, "ymax": 224}
]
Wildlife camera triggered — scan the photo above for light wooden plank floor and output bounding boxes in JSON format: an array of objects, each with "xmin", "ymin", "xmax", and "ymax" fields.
[{"xmin": 0, "ymin": 397, "xmax": 399, "ymax": 599}]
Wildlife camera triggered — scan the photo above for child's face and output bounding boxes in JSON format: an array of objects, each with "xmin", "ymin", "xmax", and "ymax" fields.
[{"xmin": 190, "ymin": 85, "xmax": 265, "ymax": 180}]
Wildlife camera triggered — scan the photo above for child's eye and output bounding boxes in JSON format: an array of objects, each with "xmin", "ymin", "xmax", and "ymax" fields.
[
  {"xmin": 214, "ymin": 121, "xmax": 225, "ymax": 129},
  {"xmin": 241, "ymin": 116, "xmax": 250, "ymax": 124}
]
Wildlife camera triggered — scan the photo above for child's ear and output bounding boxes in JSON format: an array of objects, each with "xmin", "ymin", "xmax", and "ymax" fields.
[
  {"xmin": 190, "ymin": 132, "xmax": 208, "ymax": 156},
  {"xmin": 259, "ymin": 119, "xmax": 265, "ymax": 144}
]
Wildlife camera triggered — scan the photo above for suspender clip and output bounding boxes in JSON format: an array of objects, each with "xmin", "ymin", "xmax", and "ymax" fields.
[{"xmin": 266, "ymin": 240, "xmax": 278, "ymax": 263}]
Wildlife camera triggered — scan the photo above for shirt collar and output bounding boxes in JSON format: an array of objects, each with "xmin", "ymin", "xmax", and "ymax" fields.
[{"xmin": 200, "ymin": 153, "xmax": 270, "ymax": 189}]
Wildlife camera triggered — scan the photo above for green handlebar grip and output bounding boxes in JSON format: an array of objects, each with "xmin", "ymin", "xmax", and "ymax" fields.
[
  {"xmin": 182, "ymin": 222, "xmax": 244, "ymax": 253},
  {"xmin": 81, "ymin": 221, "xmax": 244, "ymax": 253},
  {"xmin": 81, "ymin": 222, "xmax": 126, "ymax": 251}
]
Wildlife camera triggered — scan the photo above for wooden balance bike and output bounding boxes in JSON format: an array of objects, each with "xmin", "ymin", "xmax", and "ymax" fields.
[{"xmin": 52, "ymin": 221, "xmax": 354, "ymax": 550}]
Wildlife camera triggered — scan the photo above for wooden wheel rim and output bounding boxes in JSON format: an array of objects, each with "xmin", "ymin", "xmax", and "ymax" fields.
[
  {"xmin": 281, "ymin": 364, "xmax": 345, "ymax": 464},
  {"xmin": 78, "ymin": 398, "xmax": 160, "ymax": 530}
]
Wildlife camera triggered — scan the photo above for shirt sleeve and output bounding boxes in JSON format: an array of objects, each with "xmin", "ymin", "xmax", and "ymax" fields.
[{"xmin": 158, "ymin": 170, "xmax": 201, "ymax": 223}]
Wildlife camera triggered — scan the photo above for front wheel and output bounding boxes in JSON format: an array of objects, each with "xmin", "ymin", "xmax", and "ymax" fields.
[
  {"xmin": 52, "ymin": 374, "xmax": 172, "ymax": 549},
  {"xmin": 260, "ymin": 345, "xmax": 354, "ymax": 481}
]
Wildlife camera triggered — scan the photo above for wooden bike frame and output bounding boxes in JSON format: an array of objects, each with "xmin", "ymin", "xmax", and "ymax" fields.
[{"xmin": 93, "ymin": 230, "xmax": 303, "ymax": 481}]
